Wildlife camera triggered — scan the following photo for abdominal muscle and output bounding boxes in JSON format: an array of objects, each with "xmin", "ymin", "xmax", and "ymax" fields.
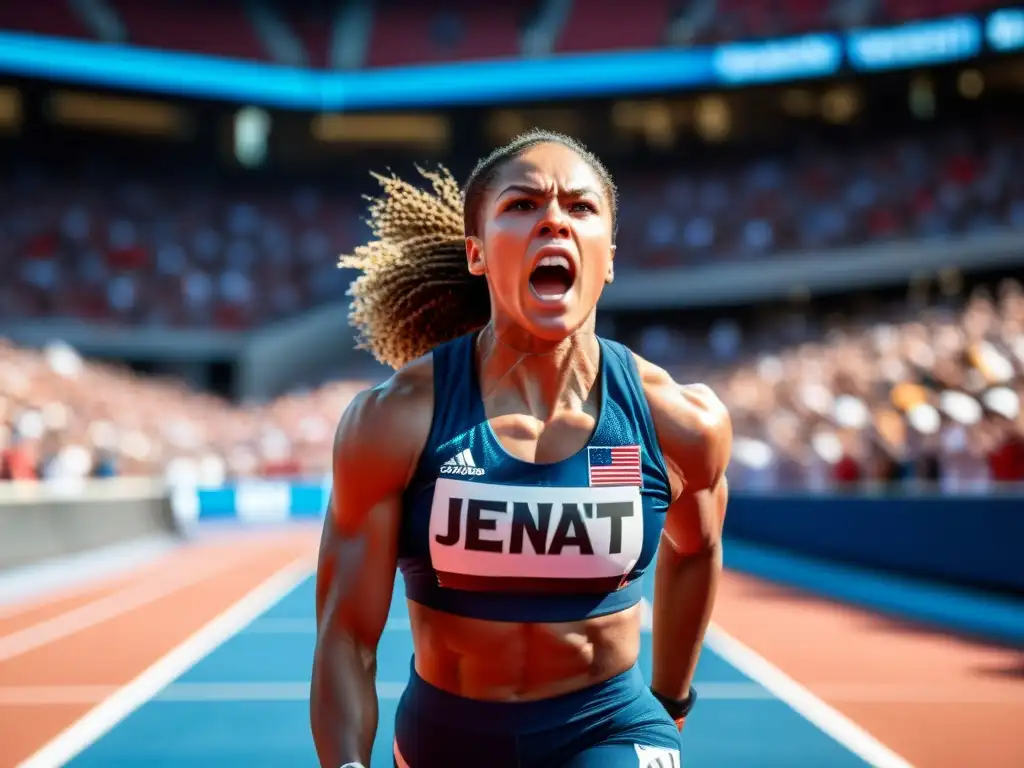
[{"xmin": 407, "ymin": 600, "xmax": 642, "ymax": 701}]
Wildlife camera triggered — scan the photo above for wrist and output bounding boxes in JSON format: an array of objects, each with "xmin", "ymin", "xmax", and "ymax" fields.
[{"xmin": 650, "ymin": 685, "xmax": 697, "ymax": 729}]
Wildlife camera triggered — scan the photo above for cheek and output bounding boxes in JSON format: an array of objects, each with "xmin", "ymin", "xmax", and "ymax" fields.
[
  {"xmin": 579, "ymin": 232, "xmax": 613, "ymax": 285},
  {"xmin": 484, "ymin": 226, "xmax": 529, "ymax": 287}
]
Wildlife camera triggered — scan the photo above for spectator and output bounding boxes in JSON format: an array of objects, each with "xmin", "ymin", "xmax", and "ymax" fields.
[
  {"xmin": 0, "ymin": 427, "xmax": 37, "ymax": 481},
  {"xmin": 4, "ymin": 121, "xmax": 1024, "ymax": 329}
]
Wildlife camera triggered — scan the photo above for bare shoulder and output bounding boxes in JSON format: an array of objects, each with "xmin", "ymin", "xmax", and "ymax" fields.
[
  {"xmin": 331, "ymin": 353, "xmax": 435, "ymax": 523},
  {"xmin": 631, "ymin": 352, "xmax": 732, "ymax": 495}
]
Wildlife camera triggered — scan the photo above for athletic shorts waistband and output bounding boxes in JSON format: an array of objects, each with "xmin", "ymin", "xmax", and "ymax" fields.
[{"xmin": 401, "ymin": 658, "xmax": 646, "ymax": 734}]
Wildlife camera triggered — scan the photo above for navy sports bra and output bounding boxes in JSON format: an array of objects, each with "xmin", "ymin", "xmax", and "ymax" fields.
[{"xmin": 397, "ymin": 332, "xmax": 673, "ymax": 623}]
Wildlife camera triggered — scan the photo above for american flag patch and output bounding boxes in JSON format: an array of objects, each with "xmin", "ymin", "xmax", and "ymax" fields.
[{"xmin": 588, "ymin": 445, "xmax": 643, "ymax": 487}]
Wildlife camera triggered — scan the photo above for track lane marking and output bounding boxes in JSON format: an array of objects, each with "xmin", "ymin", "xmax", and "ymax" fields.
[
  {"xmin": 641, "ymin": 598, "xmax": 916, "ymax": 768},
  {"xmin": 15, "ymin": 556, "xmax": 313, "ymax": 768},
  {"xmin": 0, "ymin": 550, "xmax": 267, "ymax": 663}
]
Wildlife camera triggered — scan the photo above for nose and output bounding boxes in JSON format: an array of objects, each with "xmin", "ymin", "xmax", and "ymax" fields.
[{"xmin": 536, "ymin": 199, "xmax": 571, "ymax": 240}]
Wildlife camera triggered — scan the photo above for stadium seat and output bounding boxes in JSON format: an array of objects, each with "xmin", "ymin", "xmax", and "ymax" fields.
[
  {"xmin": 0, "ymin": 0, "xmax": 93, "ymax": 39},
  {"xmin": 365, "ymin": 0, "xmax": 523, "ymax": 68},
  {"xmin": 555, "ymin": 0, "xmax": 671, "ymax": 53},
  {"xmin": 284, "ymin": 2, "xmax": 332, "ymax": 69},
  {"xmin": 109, "ymin": 0, "xmax": 270, "ymax": 61}
]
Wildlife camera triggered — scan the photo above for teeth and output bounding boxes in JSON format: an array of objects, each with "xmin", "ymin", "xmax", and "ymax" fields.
[{"xmin": 537, "ymin": 255, "xmax": 571, "ymax": 270}]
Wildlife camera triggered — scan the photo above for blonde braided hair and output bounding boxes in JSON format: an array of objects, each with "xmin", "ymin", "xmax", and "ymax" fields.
[{"xmin": 340, "ymin": 165, "xmax": 490, "ymax": 370}]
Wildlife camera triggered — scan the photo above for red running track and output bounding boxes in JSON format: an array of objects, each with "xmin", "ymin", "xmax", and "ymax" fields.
[{"xmin": 0, "ymin": 528, "xmax": 1020, "ymax": 767}]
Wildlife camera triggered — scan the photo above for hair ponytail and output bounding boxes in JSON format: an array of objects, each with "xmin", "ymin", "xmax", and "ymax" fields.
[{"xmin": 340, "ymin": 166, "xmax": 489, "ymax": 370}]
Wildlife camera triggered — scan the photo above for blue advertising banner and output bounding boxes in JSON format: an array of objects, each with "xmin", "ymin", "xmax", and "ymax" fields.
[
  {"xmin": 0, "ymin": 28, "xmax": 839, "ymax": 109},
  {"xmin": 2, "ymin": 10, "xmax": 1012, "ymax": 109},
  {"xmin": 722, "ymin": 491, "xmax": 1024, "ymax": 594}
]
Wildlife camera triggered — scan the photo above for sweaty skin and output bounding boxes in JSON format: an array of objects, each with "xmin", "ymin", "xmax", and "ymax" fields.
[
  {"xmin": 310, "ymin": 353, "xmax": 730, "ymax": 764},
  {"xmin": 310, "ymin": 142, "xmax": 731, "ymax": 767}
]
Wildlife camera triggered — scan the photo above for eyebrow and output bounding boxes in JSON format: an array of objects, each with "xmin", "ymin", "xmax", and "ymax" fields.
[{"xmin": 497, "ymin": 184, "xmax": 602, "ymax": 200}]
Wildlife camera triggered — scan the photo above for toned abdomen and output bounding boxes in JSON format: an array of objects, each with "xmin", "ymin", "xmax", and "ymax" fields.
[{"xmin": 408, "ymin": 599, "xmax": 642, "ymax": 701}]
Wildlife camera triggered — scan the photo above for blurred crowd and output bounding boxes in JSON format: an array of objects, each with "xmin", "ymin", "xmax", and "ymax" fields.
[
  {"xmin": 0, "ymin": 339, "xmax": 365, "ymax": 486},
  {"xmin": 633, "ymin": 278, "xmax": 1024, "ymax": 491},
  {"xmin": 624, "ymin": 122, "xmax": 1024, "ymax": 268},
  {"xmin": 0, "ymin": 170, "xmax": 358, "ymax": 329},
  {"xmin": 0, "ymin": 0, "xmax": 995, "ymax": 67},
  {"xmin": 3, "ymin": 122, "xmax": 1023, "ymax": 330},
  {"xmin": 3, "ymin": 278, "xmax": 1023, "ymax": 491},
  {"xmin": 676, "ymin": 0, "xmax": 997, "ymax": 46},
  {"xmin": 0, "ymin": 0, "xmax": 999, "ymax": 66}
]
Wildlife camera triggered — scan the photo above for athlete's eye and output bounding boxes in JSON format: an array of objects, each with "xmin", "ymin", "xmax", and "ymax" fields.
[
  {"xmin": 505, "ymin": 199, "xmax": 535, "ymax": 212},
  {"xmin": 570, "ymin": 201, "xmax": 597, "ymax": 214}
]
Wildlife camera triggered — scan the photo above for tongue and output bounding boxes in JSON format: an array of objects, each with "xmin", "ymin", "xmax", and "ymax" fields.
[{"xmin": 530, "ymin": 265, "xmax": 572, "ymax": 297}]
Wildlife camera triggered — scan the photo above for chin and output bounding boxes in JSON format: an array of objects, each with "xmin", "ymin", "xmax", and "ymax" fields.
[
  {"xmin": 520, "ymin": 306, "xmax": 591, "ymax": 342},
  {"xmin": 509, "ymin": 281, "xmax": 599, "ymax": 343}
]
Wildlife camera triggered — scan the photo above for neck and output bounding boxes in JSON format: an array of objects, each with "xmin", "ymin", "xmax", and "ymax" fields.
[{"xmin": 476, "ymin": 313, "xmax": 600, "ymax": 420}]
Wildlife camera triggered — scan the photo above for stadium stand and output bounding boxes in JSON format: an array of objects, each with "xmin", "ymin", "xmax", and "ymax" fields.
[
  {"xmin": 282, "ymin": 1, "xmax": 334, "ymax": 69},
  {"xmin": 0, "ymin": 0, "xmax": 1006, "ymax": 65},
  {"xmin": 688, "ymin": 0, "xmax": 831, "ymax": 45},
  {"xmin": 0, "ymin": 337, "xmax": 366, "ymax": 484},
  {"xmin": 1, "ymin": 1, "xmax": 1020, "ymax": 489},
  {"xmin": 364, "ymin": 0, "xmax": 526, "ymax": 67},
  {"xmin": 554, "ymin": 0, "xmax": 671, "ymax": 53},
  {"xmin": 109, "ymin": 0, "xmax": 270, "ymax": 61},
  {"xmin": 0, "ymin": 0, "xmax": 91, "ymax": 39},
  {"xmin": 2, "ymin": 6, "xmax": 1022, "ymax": 768},
  {"xmin": 3, "ymin": 119, "xmax": 1021, "ymax": 328},
  {"xmin": 3, "ymin": 278, "xmax": 1022, "ymax": 488},
  {"xmin": 0, "ymin": 166, "xmax": 361, "ymax": 327},
  {"xmin": 628, "ymin": 122, "xmax": 1024, "ymax": 268}
]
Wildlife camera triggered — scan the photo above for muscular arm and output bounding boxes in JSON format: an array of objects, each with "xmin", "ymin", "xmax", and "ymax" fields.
[
  {"xmin": 309, "ymin": 362, "xmax": 432, "ymax": 767},
  {"xmin": 650, "ymin": 479, "xmax": 728, "ymax": 720},
  {"xmin": 637, "ymin": 359, "xmax": 732, "ymax": 726}
]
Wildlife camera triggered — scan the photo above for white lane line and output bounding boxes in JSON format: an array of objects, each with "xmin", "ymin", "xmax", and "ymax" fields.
[
  {"xmin": 0, "ymin": 552, "xmax": 258, "ymax": 662},
  {"xmin": 704, "ymin": 623, "xmax": 916, "ymax": 768},
  {"xmin": 15, "ymin": 557, "xmax": 313, "ymax": 768},
  {"xmin": 640, "ymin": 598, "xmax": 915, "ymax": 768}
]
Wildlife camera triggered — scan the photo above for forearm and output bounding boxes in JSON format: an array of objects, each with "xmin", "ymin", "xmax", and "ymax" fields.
[
  {"xmin": 310, "ymin": 632, "xmax": 379, "ymax": 767},
  {"xmin": 650, "ymin": 540, "xmax": 722, "ymax": 700}
]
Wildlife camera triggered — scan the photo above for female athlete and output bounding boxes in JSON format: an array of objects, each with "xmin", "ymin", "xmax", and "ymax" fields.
[{"xmin": 310, "ymin": 129, "xmax": 731, "ymax": 768}]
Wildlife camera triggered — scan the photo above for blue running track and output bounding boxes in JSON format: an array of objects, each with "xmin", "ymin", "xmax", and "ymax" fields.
[{"xmin": 67, "ymin": 573, "xmax": 880, "ymax": 767}]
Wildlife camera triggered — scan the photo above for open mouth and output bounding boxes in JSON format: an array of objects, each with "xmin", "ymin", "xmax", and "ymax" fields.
[{"xmin": 528, "ymin": 252, "xmax": 577, "ymax": 301}]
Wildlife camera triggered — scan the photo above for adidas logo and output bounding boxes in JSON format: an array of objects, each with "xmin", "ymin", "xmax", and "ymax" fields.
[{"xmin": 439, "ymin": 448, "xmax": 485, "ymax": 476}]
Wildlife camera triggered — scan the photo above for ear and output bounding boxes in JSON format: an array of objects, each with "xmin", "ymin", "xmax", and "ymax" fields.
[
  {"xmin": 605, "ymin": 244, "xmax": 616, "ymax": 284},
  {"xmin": 466, "ymin": 236, "xmax": 486, "ymax": 276}
]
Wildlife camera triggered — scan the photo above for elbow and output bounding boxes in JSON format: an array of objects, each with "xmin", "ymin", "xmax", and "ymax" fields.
[
  {"xmin": 661, "ymin": 526, "xmax": 722, "ymax": 567},
  {"xmin": 683, "ymin": 539, "xmax": 723, "ymax": 582},
  {"xmin": 688, "ymin": 534, "xmax": 723, "ymax": 564}
]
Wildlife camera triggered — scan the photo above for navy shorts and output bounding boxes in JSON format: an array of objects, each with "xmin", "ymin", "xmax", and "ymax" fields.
[{"xmin": 393, "ymin": 661, "xmax": 682, "ymax": 767}]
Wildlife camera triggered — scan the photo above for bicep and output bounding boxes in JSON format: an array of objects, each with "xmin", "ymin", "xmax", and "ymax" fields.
[
  {"xmin": 315, "ymin": 485, "xmax": 401, "ymax": 653},
  {"xmin": 315, "ymin": 388, "xmax": 413, "ymax": 651}
]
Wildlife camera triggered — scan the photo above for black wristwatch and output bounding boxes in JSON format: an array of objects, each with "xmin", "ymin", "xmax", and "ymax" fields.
[{"xmin": 650, "ymin": 686, "xmax": 698, "ymax": 721}]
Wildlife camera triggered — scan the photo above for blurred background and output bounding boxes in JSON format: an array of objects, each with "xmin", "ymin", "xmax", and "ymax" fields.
[
  {"xmin": 0, "ymin": 1, "xmax": 1022, "ymax": 494},
  {"xmin": 0, "ymin": 1, "xmax": 1022, "ymax": 766}
]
